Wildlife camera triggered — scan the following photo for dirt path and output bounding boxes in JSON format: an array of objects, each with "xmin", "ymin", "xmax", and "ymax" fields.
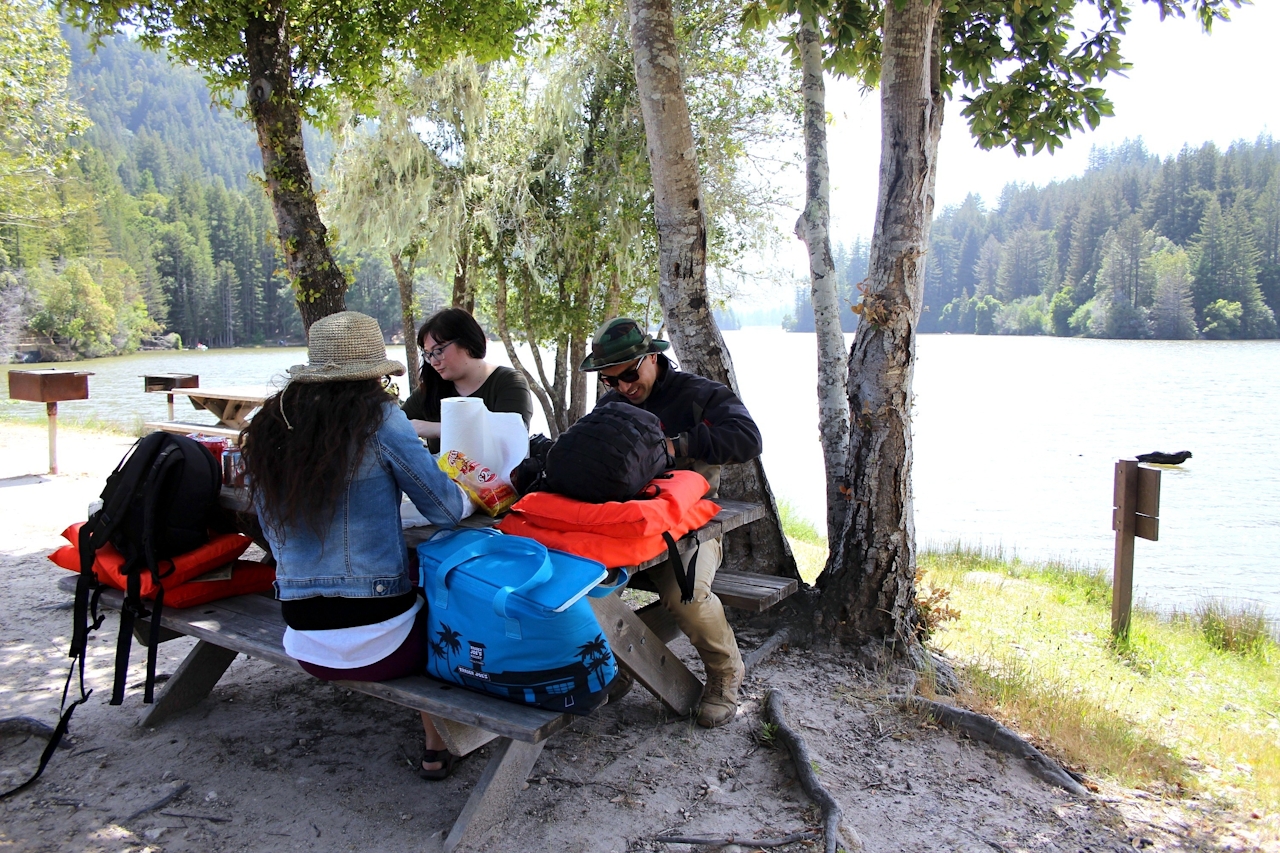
[{"xmin": 0, "ymin": 423, "xmax": 1269, "ymax": 853}]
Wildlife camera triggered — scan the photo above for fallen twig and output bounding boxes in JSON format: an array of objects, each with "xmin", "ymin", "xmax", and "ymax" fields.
[
  {"xmin": 743, "ymin": 629, "xmax": 790, "ymax": 674},
  {"xmin": 653, "ymin": 830, "xmax": 817, "ymax": 847},
  {"xmin": 122, "ymin": 782, "xmax": 189, "ymax": 822},
  {"xmin": 764, "ymin": 690, "xmax": 844, "ymax": 853},
  {"xmin": 904, "ymin": 696, "xmax": 1088, "ymax": 796},
  {"xmin": 161, "ymin": 810, "xmax": 230, "ymax": 823}
]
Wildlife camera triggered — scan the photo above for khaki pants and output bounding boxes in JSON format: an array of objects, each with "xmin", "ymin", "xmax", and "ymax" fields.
[{"xmin": 648, "ymin": 537, "xmax": 741, "ymax": 676}]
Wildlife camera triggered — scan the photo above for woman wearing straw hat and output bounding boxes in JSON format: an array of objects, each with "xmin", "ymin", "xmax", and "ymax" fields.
[{"xmin": 242, "ymin": 311, "xmax": 473, "ymax": 780}]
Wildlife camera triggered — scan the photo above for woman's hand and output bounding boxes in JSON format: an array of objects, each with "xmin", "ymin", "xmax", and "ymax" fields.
[{"xmin": 410, "ymin": 419, "xmax": 442, "ymax": 441}]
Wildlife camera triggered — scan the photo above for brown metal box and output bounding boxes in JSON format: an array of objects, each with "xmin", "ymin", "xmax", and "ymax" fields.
[
  {"xmin": 143, "ymin": 373, "xmax": 199, "ymax": 392},
  {"xmin": 8, "ymin": 369, "xmax": 92, "ymax": 402}
]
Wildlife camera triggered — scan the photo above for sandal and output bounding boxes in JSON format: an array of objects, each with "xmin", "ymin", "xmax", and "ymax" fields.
[{"xmin": 418, "ymin": 748, "xmax": 461, "ymax": 781}]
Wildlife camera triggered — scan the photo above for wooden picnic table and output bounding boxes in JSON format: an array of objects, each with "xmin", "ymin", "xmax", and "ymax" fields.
[
  {"xmin": 69, "ymin": 491, "xmax": 792, "ymax": 851},
  {"xmin": 220, "ymin": 486, "xmax": 782, "ymax": 717},
  {"xmin": 145, "ymin": 386, "xmax": 272, "ymax": 441}
]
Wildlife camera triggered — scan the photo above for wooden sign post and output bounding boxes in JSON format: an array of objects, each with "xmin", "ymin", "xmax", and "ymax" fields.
[{"xmin": 1111, "ymin": 460, "xmax": 1161, "ymax": 639}]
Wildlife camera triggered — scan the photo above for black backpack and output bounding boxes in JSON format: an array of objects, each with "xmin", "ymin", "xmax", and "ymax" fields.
[
  {"xmin": 1, "ymin": 433, "xmax": 221, "ymax": 800},
  {"xmin": 537, "ymin": 405, "xmax": 697, "ymax": 604},
  {"xmin": 543, "ymin": 402, "xmax": 672, "ymax": 503}
]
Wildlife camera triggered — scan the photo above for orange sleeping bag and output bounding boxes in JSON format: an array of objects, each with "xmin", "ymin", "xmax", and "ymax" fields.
[{"xmin": 496, "ymin": 470, "xmax": 719, "ymax": 568}]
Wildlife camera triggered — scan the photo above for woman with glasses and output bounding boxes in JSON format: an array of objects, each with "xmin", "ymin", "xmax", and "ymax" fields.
[{"xmin": 402, "ymin": 307, "xmax": 534, "ymax": 452}]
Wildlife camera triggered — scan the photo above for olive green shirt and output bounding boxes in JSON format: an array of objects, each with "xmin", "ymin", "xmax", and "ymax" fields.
[{"xmin": 401, "ymin": 365, "xmax": 533, "ymax": 452}]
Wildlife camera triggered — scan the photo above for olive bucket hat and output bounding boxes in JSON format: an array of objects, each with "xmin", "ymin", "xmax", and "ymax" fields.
[
  {"xmin": 579, "ymin": 317, "xmax": 670, "ymax": 371},
  {"xmin": 288, "ymin": 311, "xmax": 405, "ymax": 383}
]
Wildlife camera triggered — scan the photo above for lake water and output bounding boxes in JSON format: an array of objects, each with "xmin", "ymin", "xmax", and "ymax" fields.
[{"xmin": 4, "ymin": 332, "xmax": 1277, "ymax": 622}]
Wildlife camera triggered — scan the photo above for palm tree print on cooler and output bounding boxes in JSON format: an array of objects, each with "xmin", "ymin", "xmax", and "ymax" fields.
[
  {"xmin": 576, "ymin": 634, "xmax": 614, "ymax": 691},
  {"xmin": 433, "ymin": 624, "xmax": 463, "ymax": 676}
]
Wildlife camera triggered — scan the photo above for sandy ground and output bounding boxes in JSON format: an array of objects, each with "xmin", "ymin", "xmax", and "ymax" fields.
[{"xmin": 0, "ymin": 422, "xmax": 1273, "ymax": 853}]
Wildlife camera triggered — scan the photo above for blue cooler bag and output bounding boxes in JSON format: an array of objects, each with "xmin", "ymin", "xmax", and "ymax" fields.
[{"xmin": 417, "ymin": 528, "xmax": 627, "ymax": 715}]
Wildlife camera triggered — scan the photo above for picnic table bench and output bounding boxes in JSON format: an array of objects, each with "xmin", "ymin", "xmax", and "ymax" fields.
[{"xmin": 65, "ymin": 494, "xmax": 795, "ymax": 851}]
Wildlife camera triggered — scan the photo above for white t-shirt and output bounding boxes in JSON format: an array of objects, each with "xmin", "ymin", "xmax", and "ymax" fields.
[{"xmin": 283, "ymin": 596, "xmax": 423, "ymax": 669}]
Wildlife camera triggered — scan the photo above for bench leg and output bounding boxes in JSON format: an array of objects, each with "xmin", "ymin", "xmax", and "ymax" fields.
[
  {"xmin": 429, "ymin": 716, "xmax": 499, "ymax": 758},
  {"xmin": 138, "ymin": 640, "xmax": 238, "ymax": 728},
  {"xmin": 443, "ymin": 737, "xmax": 545, "ymax": 853},
  {"xmin": 591, "ymin": 594, "xmax": 703, "ymax": 717},
  {"xmin": 635, "ymin": 600, "xmax": 680, "ymax": 644}
]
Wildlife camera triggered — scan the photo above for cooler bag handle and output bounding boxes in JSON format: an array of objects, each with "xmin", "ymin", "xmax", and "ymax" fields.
[
  {"xmin": 431, "ymin": 532, "xmax": 553, "ymax": 619},
  {"xmin": 492, "ymin": 553, "xmax": 557, "ymax": 640}
]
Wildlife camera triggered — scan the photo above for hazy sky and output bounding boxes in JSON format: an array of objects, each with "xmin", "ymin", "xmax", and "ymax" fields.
[{"xmin": 737, "ymin": 1, "xmax": 1279, "ymax": 307}]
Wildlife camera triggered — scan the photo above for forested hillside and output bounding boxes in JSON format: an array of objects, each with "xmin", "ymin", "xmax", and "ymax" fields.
[
  {"xmin": 920, "ymin": 139, "xmax": 1279, "ymax": 339},
  {"xmin": 0, "ymin": 10, "xmax": 391, "ymax": 361}
]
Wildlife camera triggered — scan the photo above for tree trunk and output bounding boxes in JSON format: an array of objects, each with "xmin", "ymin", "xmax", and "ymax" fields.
[
  {"xmin": 452, "ymin": 235, "xmax": 475, "ymax": 313},
  {"xmin": 244, "ymin": 1, "xmax": 346, "ymax": 332},
  {"xmin": 815, "ymin": 0, "xmax": 943, "ymax": 647},
  {"xmin": 494, "ymin": 262, "xmax": 559, "ymax": 438},
  {"xmin": 625, "ymin": 0, "xmax": 797, "ymax": 581},
  {"xmin": 390, "ymin": 250, "xmax": 420, "ymax": 391},
  {"xmin": 795, "ymin": 18, "xmax": 850, "ymax": 545}
]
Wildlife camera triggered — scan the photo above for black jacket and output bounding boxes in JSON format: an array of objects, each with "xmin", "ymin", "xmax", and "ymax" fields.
[{"xmin": 600, "ymin": 355, "xmax": 762, "ymax": 466}]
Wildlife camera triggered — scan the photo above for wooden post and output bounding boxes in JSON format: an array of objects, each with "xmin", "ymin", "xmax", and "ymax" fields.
[
  {"xmin": 1111, "ymin": 460, "xmax": 1161, "ymax": 639},
  {"xmin": 46, "ymin": 402, "xmax": 58, "ymax": 475}
]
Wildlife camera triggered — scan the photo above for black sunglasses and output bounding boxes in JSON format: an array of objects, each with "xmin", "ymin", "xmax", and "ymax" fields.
[{"xmin": 599, "ymin": 357, "xmax": 645, "ymax": 388}]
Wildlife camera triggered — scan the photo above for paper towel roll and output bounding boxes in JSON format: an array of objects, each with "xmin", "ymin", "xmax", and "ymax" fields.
[
  {"xmin": 440, "ymin": 397, "xmax": 488, "ymax": 463},
  {"xmin": 440, "ymin": 397, "xmax": 529, "ymax": 483}
]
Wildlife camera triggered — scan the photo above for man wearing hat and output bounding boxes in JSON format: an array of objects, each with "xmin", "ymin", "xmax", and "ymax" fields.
[{"xmin": 581, "ymin": 317, "xmax": 762, "ymax": 727}]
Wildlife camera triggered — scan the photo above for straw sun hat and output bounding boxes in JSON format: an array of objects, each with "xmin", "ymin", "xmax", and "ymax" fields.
[{"xmin": 287, "ymin": 311, "xmax": 405, "ymax": 383}]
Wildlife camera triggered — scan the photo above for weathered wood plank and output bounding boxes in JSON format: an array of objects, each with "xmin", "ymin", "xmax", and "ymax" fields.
[
  {"xmin": 79, "ymin": 584, "xmax": 572, "ymax": 743},
  {"xmin": 342, "ymin": 679, "xmax": 570, "ymax": 744},
  {"xmin": 591, "ymin": 593, "xmax": 702, "ymax": 716},
  {"xmin": 443, "ymin": 738, "xmax": 546, "ymax": 853},
  {"xmin": 145, "ymin": 422, "xmax": 243, "ymax": 441},
  {"xmin": 430, "ymin": 717, "xmax": 499, "ymax": 757},
  {"xmin": 709, "ymin": 571, "xmax": 797, "ymax": 612},
  {"xmin": 635, "ymin": 601, "xmax": 681, "ymax": 644},
  {"xmin": 139, "ymin": 641, "xmax": 238, "ymax": 727}
]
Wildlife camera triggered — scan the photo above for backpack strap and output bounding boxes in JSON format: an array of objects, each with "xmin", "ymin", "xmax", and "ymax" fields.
[
  {"xmin": 0, "ymin": 436, "xmax": 160, "ymax": 800},
  {"xmin": 110, "ymin": 441, "xmax": 185, "ymax": 706},
  {"xmin": 662, "ymin": 532, "xmax": 697, "ymax": 604}
]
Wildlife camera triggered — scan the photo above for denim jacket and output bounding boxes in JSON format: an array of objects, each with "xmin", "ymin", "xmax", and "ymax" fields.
[{"xmin": 261, "ymin": 402, "xmax": 466, "ymax": 601}]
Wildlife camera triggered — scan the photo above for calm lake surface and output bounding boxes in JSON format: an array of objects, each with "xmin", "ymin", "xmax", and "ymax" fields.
[{"xmin": 5, "ymin": 332, "xmax": 1277, "ymax": 622}]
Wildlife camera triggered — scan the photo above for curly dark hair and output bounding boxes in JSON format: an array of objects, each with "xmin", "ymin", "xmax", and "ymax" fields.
[
  {"xmin": 241, "ymin": 379, "xmax": 391, "ymax": 542},
  {"xmin": 416, "ymin": 307, "xmax": 488, "ymax": 404}
]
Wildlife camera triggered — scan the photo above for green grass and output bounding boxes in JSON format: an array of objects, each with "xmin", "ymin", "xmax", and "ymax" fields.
[
  {"xmin": 0, "ymin": 401, "xmax": 140, "ymax": 436},
  {"xmin": 922, "ymin": 545, "xmax": 1280, "ymax": 815},
  {"xmin": 776, "ymin": 498, "xmax": 826, "ymax": 583}
]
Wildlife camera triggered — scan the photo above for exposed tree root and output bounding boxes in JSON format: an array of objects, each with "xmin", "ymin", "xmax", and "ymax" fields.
[
  {"xmin": 904, "ymin": 696, "xmax": 1088, "ymax": 796},
  {"xmin": 122, "ymin": 782, "xmax": 190, "ymax": 822},
  {"xmin": 764, "ymin": 689, "xmax": 848, "ymax": 853},
  {"xmin": 653, "ymin": 831, "xmax": 817, "ymax": 847},
  {"xmin": 743, "ymin": 629, "xmax": 789, "ymax": 674},
  {"xmin": 0, "ymin": 716, "xmax": 72, "ymax": 747}
]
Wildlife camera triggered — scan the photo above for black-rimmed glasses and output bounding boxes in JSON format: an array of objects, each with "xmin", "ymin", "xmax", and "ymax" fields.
[
  {"xmin": 422, "ymin": 340, "xmax": 454, "ymax": 364},
  {"xmin": 599, "ymin": 358, "xmax": 644, "ymax": 388}
]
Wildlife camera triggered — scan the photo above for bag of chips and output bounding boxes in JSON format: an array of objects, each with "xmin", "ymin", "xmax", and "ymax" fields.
[{"xmin": 438, "ymin": 450, "xmax": 518, "ymax": 516}]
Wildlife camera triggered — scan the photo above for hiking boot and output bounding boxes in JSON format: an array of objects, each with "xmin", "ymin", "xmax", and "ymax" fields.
[{"xmin": 696, "ymin": 660, "xmax": 744, "ymax": 728}]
